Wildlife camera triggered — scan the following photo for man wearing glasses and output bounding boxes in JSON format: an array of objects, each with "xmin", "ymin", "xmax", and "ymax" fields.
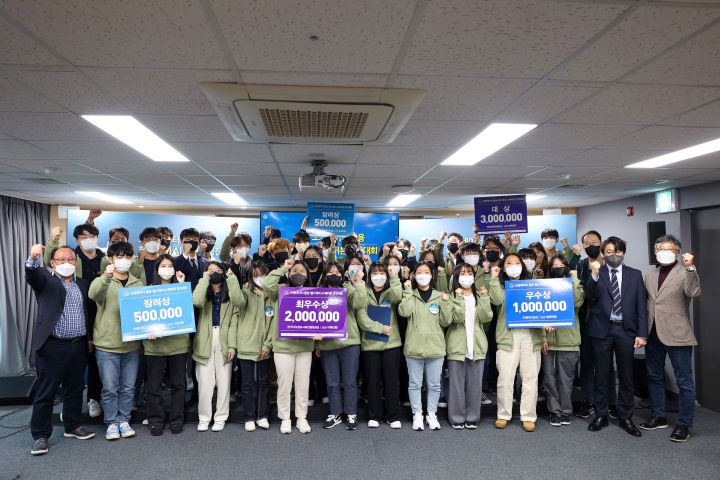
[{"xmin": 639, "ymin": 234, "xmax": 701, "ymax": 443}]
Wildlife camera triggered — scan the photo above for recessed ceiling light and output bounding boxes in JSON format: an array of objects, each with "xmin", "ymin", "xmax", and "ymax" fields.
[
  {"xmin": 441, "ymin": 123, "xmax": 537, "ymax": 166},
  {"xmin": 386, "ymin": 194, "xmax": 421, "ymax": 207},
  {"xmin": 625, "ymin": 137, "xmax": 720, "ymax": 168},
  {"xmin": 211, "ymin": 192, "xmax": 248, "ymax": 206},
  {"xmin": 76, "ymin": 191, "xmax": 133, "ymax": 204},
  {"xmin": 526, "ymin": 194, "xmax": 547, "ymax": 201},
  {"xmin": 81, "ymin": 115, "xmax": 190, "ymax": 162}
]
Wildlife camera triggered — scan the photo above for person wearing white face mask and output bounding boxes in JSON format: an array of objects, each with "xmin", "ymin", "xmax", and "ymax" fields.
[
  {"xmin": 138, "ymin": 227, "xmax": 162, "ymax": 285},
  {"xmin": 219, "ymin": 223, "xmax": 254, "ymax": 286},
  {"xmin": 398, "ymin": 262, "xmax": 453, "ymax": 431},
  {"xmin": 227, "ymin": 261, "xmax": 274, "ymax": 432},
  {"xmin": 88, "ymin": 241, "xmax": 145, "ymax": 442},
  {"xmin": 639, "ymin": 235, "xmax": 701, "ymax": 443},
  {"xmin": 27, "ymin": 243, "xmax": 96, "ymax": 456}
]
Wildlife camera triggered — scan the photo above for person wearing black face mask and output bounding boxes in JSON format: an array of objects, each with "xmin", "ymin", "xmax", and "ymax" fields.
[
  {"xmin": 302, "ymin": 246, "xmax": 324, "ymax": 287},
  {"xmin": 574, "ymin": 230, "xmax": 617, "ymax": 419},
  {"xmin": 173, "ymin": 228, "xmax": 208, "ymax": 291}
]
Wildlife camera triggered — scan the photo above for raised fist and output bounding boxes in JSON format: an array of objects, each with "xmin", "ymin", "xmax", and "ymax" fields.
[{"xmin": 51, "ymin": 227, "xmax": 62, "ymax": 242}]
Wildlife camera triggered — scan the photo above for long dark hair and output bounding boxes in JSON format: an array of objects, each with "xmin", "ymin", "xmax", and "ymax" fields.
[
  {"xmin": 547, "ymin": 253, "xmax": 571, "ymax": 278},
  {"xmin": 319, "ymin": 262, "xmax": 344, "ymax": 288},
  {"xmin": 528, "ymin": 241, "xmax": 549, "ymax": 277},
  {"xmin": 205, "ymin": 261, "xmax": 229, "ymax": 303},
  {"xmin": 367, "ymin": 262, "xmax": 390, "ymax": 291},
  {"xmin": 343, "ymin": 252, "xmax": 365, "ymax": 277},
  {"xmin": 302, "ymin": 245, "xmax": 324, "ymax": 271},
  {"xmin": 451, "ymin": 263, "xmax": 477, "ymax": 297},
  {"xmin": 499, "ymin": 253, "xmax": 532, "ymax": 283},
  {"xmin": 247, "ymin": 260, "xmax": 270, "ymax": 293},
  {"xmin": 411, "ymin": 261, "xmax": 436, "ymax": 290},
  {"xmin": 152, "ymin": 254, "xmax": 177, "ymax": 286}
]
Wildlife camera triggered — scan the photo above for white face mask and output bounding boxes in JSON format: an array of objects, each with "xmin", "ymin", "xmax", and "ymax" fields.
[
  {"xmin": 371, "ymin": 275, "xmax": 387, "ymax": 287},
  {"xmin": 348, "ymin": 265, "xmax": 363, "ymax": 275},
  {"xmin": 322, "ymin": 248, "xmax": 330, "ymax": 260},
  {"xmin": 233, "ymin": 246, "xmax": 249, "ymax": 259},
  {"xmin": 253, "ymin": 276, "xmax": 266, "ymax": 288},
  {"xmin": 458, "ymin": 275, "xmax": 474, "ymax": 289},
  {"xmin": 114, "ymin": 258, "xmax": 133, "ymax": 273},
  {"xmin": 656, "ymin": 250, "xmax": 676, "ymax": 265},
  {"xmin": 54, "ymin": 263, "xmax": 75, "ymax": 277},
  {"xmin": 542, "ymin": 238, "xmax": 557, "ymax": 250},
  {"xmin": 296, "ymin": 243, "xmax": 309, "ymax": 254},
  {"xmin": 144, "ymin": 241, "xmax": 160, "ymax": 254},
  {"xmin": 415, "ymin": 273, "xmax": 432, "ymax": 287},
  {"xmin": 523, "ymin": 259, "xmax": 536, "ymax": 271},
  {"xmin": 505, "ymin": 265, "xmax": 523, "ymax": 279},
  {"xmin": 463, "ymin": 255, "xmax": 480, "ymax": 266},
  {"xmin": 387, "ymin": 265, "xmax": 400, "ymax": 276},
  {"xmin": 158, "ymin": 266, "xmax": 175, "ymax": 280},
  {"xmin": 79, "ymin": 237, "xmax": 98, "ymax": 252}
]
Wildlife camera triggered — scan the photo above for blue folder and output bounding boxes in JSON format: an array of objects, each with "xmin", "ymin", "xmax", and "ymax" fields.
[{"xmin": 365, "ymin": 305, "xmax": 391, "ymax": 342}]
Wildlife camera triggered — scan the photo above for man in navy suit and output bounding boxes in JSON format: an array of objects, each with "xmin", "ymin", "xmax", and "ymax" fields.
[
  {"xmin": 26, "ymin": 243, "xmax": 96, "ymax": 455},
  {"xmin": 584, "ymin": 236, "xmax": 647, "ymax": 437},
  {"xmin": 173, "ymin": 227, "xmax": 209, "ymax": 290}
]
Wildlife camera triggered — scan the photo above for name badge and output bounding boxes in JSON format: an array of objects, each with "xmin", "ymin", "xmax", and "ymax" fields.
[
  {"xmin": 428, "ymin": 303, "xmax": 440, "ymax": 315},
  {"xmin": 264, "ymin": 306, "xmax": 274, "ymax": 317},
  {"xmin": 380, "ymin": 300, "xmax": 391, "ymax": 307}
]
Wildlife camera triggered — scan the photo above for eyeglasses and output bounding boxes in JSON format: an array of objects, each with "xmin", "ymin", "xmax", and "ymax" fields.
[
  {"xmin": 53, "ymin": 257, "xmax": 76, "ymax": 263},
  {"xmin": 656, "ymin": 248, "xmax": 678, "ymax": 253}
]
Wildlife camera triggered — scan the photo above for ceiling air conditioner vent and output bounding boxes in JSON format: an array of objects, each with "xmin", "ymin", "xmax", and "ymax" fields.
[{"xmin": 200, "ymin": 83, "xmax": 425, "ymax": 144}]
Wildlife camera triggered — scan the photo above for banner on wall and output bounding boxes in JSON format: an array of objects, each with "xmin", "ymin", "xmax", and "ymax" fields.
[
  {"xmin": 306, "ymin": 202, "xmax": 355, "ymax": 238},
  {"xmin": 474, "ymin": 195, "xmax": 528, "ymax": 234},
  {"xmin": 260, "ymin": 211, "xmax": 398, "ymax": 261},
  {"xmin": 66, "ymin": 210, "xmax": 259, "ymax": 258}
]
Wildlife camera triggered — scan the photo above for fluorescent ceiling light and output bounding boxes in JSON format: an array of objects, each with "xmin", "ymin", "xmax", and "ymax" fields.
[
  {"xmin": 386, "ymin": 194, "xmax": 421, "ymax": 207},
  {"xmin": 441, "ymin": 123, "xmax": 537, "ymax": 166},
  {"xmin": 625, "ymin": 137, "xmax": 720, "ymax": 169},
  {"xmin": 81, "ymin": 115, "xmax": 190, "ymax": 162},
  {"xmin": 211, "ymin": 192, "xmax": 248, "ymax": 206},
  {"xmin": 526, "ymin": 194, "xmax": 547, "ymax": 201},
  {"xmin": 76, "ymin": 191, "xmax": 133, "ymax": 204}
]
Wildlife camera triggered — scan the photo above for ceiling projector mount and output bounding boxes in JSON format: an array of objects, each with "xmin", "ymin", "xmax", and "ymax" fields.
[{"xmin": 299, "ymin": 160, "xmax": 347, "ymax": 192}]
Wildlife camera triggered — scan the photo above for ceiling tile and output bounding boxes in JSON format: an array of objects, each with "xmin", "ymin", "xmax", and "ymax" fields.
[
  {"xmin": 0, "ymin": 140, "xmax": 62, "ymax": 159},
  {"xmin": 137, "ymin": 115, "xmax": 233, "ymax": 144},
  {"xmin": 353, "ymin": 163, "xmax": 436, "ymax": 178},
  {"xmin": 3, "ymin": 0, "xmax": 227, "ymax": 68},
  {"xmin": 549, "ymin": 149, "xmax": 670, "ymax": 168},
  {"xmin": 211, "ymin": 0, "xmax": 416, "ymax": 73},
  {"xmin": 601, "ymin": 126, "xmax": 720, "ymax": 150},
  {"xmin": 175, "ymin": 143, "xmax": 274, "ymax": 164},
  {"xmin": 200, "ymin": 161, "xmax": 278, "ymax": 176},
  {"xmin": 0, "ymin": 112, "xmax": 110, "ymax": 141},
  {"xmin": 0, "ymin": 15, "xmax": 63, "ymax": 66},
  {"xmin": 482, "ymin": 148, "xmax": 583, "ymax": 167},
  {"xmin": 279, "ymin": 163, "xmax": 355, "ymax": 177},
  {"xmin": 29, "ymin": 140, "xmax": 148, "ymax": 162},
  {"xmin": 358, "ymin": 145, "xmax": 455, "ymax": 165},
  {"xmin": 269, "ymin": 144, "xmax": 361, "ymax": 164},
  {"xmin": 512, "ymin": 123, "xmax": 642, "ymax": 149},
  {"xmin": 524, "ymin": 165, "xmax": 615, "ymax": 181},
  {"xmin": 495, "ymin": 82, "xmax": 601, "ymax": 124},
  {"xmin": 241, "ymin": 72, "xmax": 388, "ymax": 87},
  {"xmin": 0, "ymin": 75, "xmax": 65, "ymax": 112},
  {"xmin": 0, "ymin": 158, "xmax": 87, "ymax": 174},
  {"xmin": 662, "ymin": 99, "xmax": 720, "ymax": 127},
  {"xmin": 391, "ymin": 120, "xmax": 484, "ymax": 147},
  {"xmin": 432, "ymin": 164, "xmax": 542, "ymax": 180},
  {"xmin": 400, "ymin": 0, "xmax": 628, "ymax": 78}
]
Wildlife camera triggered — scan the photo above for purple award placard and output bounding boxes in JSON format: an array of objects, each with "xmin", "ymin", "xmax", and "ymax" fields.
[{"xmin": 277, "ymin": 287, "xmax": 347, "ymax": 338}]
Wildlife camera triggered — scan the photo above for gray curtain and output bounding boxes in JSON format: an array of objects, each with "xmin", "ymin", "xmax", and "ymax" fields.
[{"xmin": 0, "ymin": 194, "xmax": 50, "ymax": 375}]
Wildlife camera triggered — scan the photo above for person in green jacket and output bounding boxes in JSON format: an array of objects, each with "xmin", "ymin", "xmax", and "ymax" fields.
[
  {"xmin": 542, "ymin": 254, "xmax": 584, "ymax": 428},
  {"xmin": 88, "ymin": 241, "xmax": 145, "ymax": 442},
  {"xmin": 419, "ymin": 249, "xmax": 450, "ymax": 293},
  {"xmin": 446, "ymin": 264, "xmax": 493, "ymax": 430},
  {"xmin": 192, "ymin": 262, "xmax": 239, "ymax": 433},
  {"xmin": 261, "ymin": 258, "xmax": 316, "ymax": 435},
  {"xmin": 398, "ymin": 261, "xmax": 453, "ymax": 432},
  {"xmin": 142, "ymin": 255, "xmax": 190, "ymax": 436},
  {"xmin": 361, "ymin": 262, "xmax": 403, "ymax": 429},
  {"xmin": 228, "ymin": 260, "xmax": 273, "ymax": 432},
  {"xmin": 491, "ymin": 253, "xmax": 545, "ymax": 433}
]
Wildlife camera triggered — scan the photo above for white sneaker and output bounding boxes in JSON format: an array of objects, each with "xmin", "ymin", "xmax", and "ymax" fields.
[
  {"xmin": 88, "ymin": 399, "xmax": 102, "ymax": 418},
  {"xmin": 368, "ymin": 420, "xmax": 380, "ymax": 428},
  {"xmin": 256, "ymin": 418, "xmax": 270, "ymax": 430},
  {"xmin": 412, "ymin": 413, "xmax": 424, "ymax": 431},
  {"xmin": 105, "ymin": 423, "xmax": 120, "ymax": 440},
  {"xmin": 211, "ymin": 421, "xmax": 225, "ymax": 432},
  {"xmin": 296, "ymin": 418, "xmax": 312, "ymax": 434},
  {"xmin": 481, "ymin": 392, "xmax": 493, "ymax": 405},
  {"xmin": 437, "ymin": 400, "xmax": 448, "ymax": 408},
  {"xmin": 142, "ymin": 419, "xmax": 149, "ymax": 425},
  {"xmin": 426, "ymin": 413, "xmax": 441, "ymax": 431},
  {"xmin": 197, "ymin": 421, "xmax": 210, "ymax": 432},
  {"xmin": 118, "ymin": 422, "xmax": 135, "ymax": 438},
  {"xmin": 388, "ymin": 420, "xmax": 402, "ymax": 429},
  {"xmin": 280, "ymin": 419, "xmax": 292, "ymax": 434},
  {"xmin": 244, "ymin": 421, "xmax": 256, "ymax": 432},
  {"xmin": 307, "ymin": 399, "xmax": 315, "ymax": 407}
]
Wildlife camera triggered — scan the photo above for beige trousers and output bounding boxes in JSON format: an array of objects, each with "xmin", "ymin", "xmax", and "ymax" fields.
[
  {"xmin": 196, "ymin": 326, "xmax": 232, "ymax": 423},
  {"xmin": 274, "ymin": 351, "xmax": 312, "ymax": 421},
  {"xmin": 496, "ymin": 328, "xmax": 542, "ymax": 422}
]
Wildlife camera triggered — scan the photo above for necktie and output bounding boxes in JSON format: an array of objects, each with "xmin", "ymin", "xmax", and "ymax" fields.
[
  {"xmin": 611, "ymin": 268, "xmax": 621, "ymax": 317},
  {"xmin": 190, "ymin": 258, "xmax": 197, "ymax": 271}
]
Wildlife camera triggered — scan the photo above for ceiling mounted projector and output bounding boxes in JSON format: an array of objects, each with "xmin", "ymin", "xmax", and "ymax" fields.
[{"xmin": 299, "ymin": 160, "xmax": 346, "ymax": 192}]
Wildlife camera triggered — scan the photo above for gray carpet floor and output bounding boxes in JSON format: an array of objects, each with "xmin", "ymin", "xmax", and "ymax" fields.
[{"xmin": 1, "ymin": 403, "xmax": 719, "ymax": 480}]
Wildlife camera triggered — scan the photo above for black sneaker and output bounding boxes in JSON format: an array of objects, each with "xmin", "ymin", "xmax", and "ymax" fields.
[
  {"xmin": 170, "ymin": 425, "xmax": 183, "ymax": 435},
  {"xmin": 150, "ymin": 425, "xmax": 164, "ymax": 436},
  {"xmin": 323, "ymin": 414, "xmax": 343, "ymax": 429},
  {"xmin": 464, "ymin": 422, "xmax": 478, "ymax": 430},
  {"xmin": 639, "ymin": 416, "xmax": 668, "ymax": 430},
  {"xmin": 63, "ymin": 426, "xmax": 95, "ymax": 440},
  {"xmin": 345, "ymin": 415, "xmax": 358, "ymax": 431},
  {"xmin": 31, "ymin": 438, "xmax": 48, "ymax": 456},
  {"xmin": 451, "ymin": 423, "xmax": 465, "ymax": 430},
  {"xmin": 576, "ymin": 402, "xmax": 594, "ymax": 419},
  {"xmin": 670, "ymin": 425, "xmax": 690, "ymax": 442},
  {"xmin": 608, "ymin": 406, "xmax": 618, "ymax": 419},
  {"xmin": 560, "ymin": 415, "xmax": 571, "ymax": 425},
  {"xmin": 549, "ymin": 414, "xmax": 562, "ymax": 427}
]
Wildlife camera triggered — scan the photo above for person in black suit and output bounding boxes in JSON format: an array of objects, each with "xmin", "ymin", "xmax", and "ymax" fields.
[
  {"xmin": 173, "ymin": 227, "xmax": 209, "ymax": 290},
  {"xmin": 585, "ymin": 236, "xmax": 648, "ymax": 437},
  {"xmin": 26, "ymin": 243, "xmax": 96, "ymax": 455}
]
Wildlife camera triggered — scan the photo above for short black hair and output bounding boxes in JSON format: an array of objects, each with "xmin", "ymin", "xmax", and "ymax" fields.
[
  {"xmin": 602, "ymin": 236, "xmax": 627, "ymax": 254},
  {"xmin": 320, "ymin": 236, "xmax": 332, "ymax": 249},
  {"xmin": 541, "ymin": 228, "xmax": 559, "ymax": 240},
  {"xmin": 230, "ymin": 232, "xmax": 252, "ymax": 249},
  {"xmin": 582, "ymin": 230, "xmax": 602, "ymax": 243},
  {"xmin": 482, "ymin": 235, "xmax": 502, "ymax": 250},
  {"xmin": 109, "ymin": 227, "xmax": 129, "ymax": 240},
  {"xmin": 73, "ymin": 223, "xmax": 99, "ymax": 239},
  {"xmin": 518, "ymin": 247, "xmax": 537, "ymax": 260},
  {"xmin": 179, "ymin": 228, "xmax": 200, "ymax": 241},
  {"xmin": 139, "ymin": 227, "xmax": 160, "ymax": 241},
  {"xmin": 200, "ymin": 230, "xmax": 216, "ymax": 242},
  {"xmin": 341, "ymin": 235, "xmax": 359, "ymax": 248},
  {"xmin": 460, "ymin": 242, "xmax": 481, "ymax": 256},
  {"xmin": 447, "ymin": 232, "xmax": 464, "ymax": 242},
  {"xmin": 293, "ymin": 229, "xmax": 311, "ymax": 244},
  {"xmin": 107, "ymin": 241, "xmax": 134, "ymax": 258},
  {"xmin": 158, "ymin": 226, "xmax": 174, "ymax": 238},
  {"xmin": 396, "ymin": 238, "xmax": 411, "ymax": 249}
]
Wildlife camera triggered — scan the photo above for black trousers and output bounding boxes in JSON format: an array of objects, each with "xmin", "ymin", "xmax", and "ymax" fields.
[
  {"xmin": 31, "ymin": 337, "xmax": 88, "ymax": 439},
  {"xmin": 238, "ymin": 359, "xmax": 270, "ymax": 422},
  {"xmin": 592, "ymin": 325, "xmax": 635, "ymax": 420},
  {"xmin": 309, "ymin": 354, "xmax": 327, "ymax": 401},
  {"xmin": 363, "ymin": 347, "xmax": 402, "ymax": 422},
  {"xmin": 86, "ymin": 347, "xmax": 102, "ymax": 402},
  {"xmin": 145, "ymin": 353, "xmax": 187, "ymax": 428}
]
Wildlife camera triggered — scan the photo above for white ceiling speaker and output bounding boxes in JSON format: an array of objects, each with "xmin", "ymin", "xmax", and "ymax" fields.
[{"xmin": 200, "ymin": 83, "xmax": 425, "ymax": 144}]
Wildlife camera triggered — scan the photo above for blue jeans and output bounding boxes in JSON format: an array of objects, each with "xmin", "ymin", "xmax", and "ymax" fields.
[
  {"xmin": 406, "ymin": 356, "xmax": 443, "ymax": 414},
  {"xmin": 320, "ymin": 345, "xmax": 360, "ymax": 415},
  {"xmin": 646, "ymin": 329, "xmax": 695, "ymax": 427},
  {"xmin": 96, "ymin": 349, "xmax": 140, "ymax": 425}
]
